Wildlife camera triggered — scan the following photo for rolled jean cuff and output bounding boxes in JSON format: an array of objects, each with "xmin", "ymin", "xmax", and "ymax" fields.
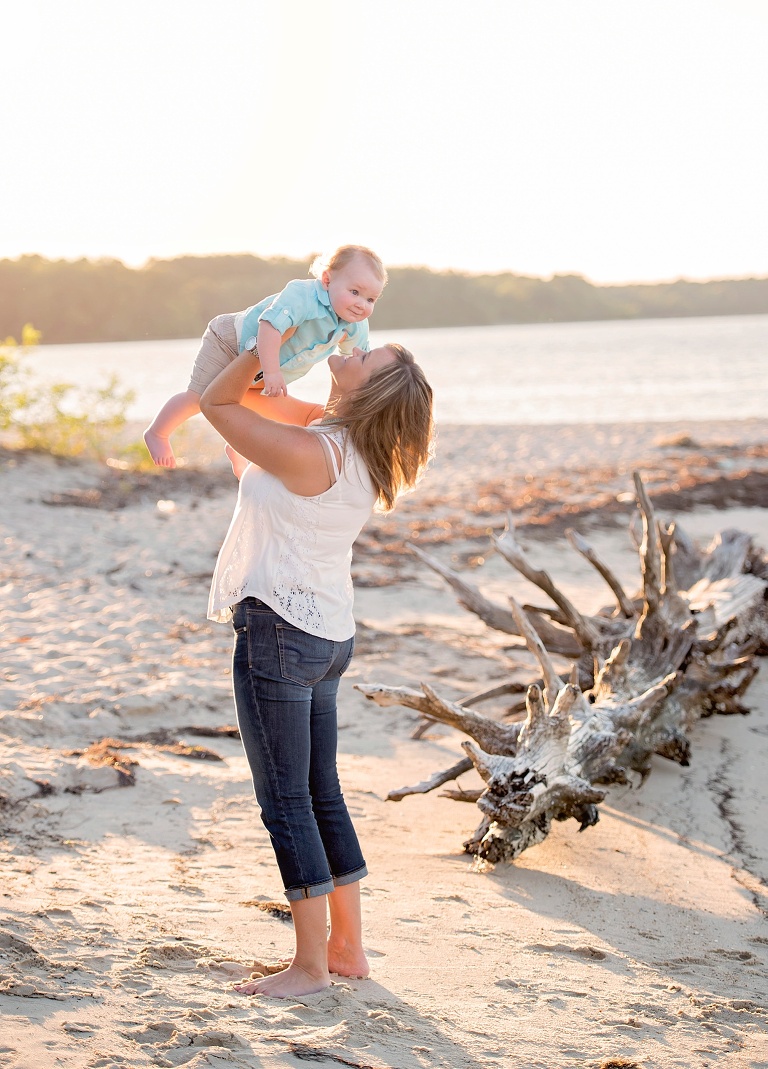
[
  {"xmin": 285, "ymin": 878, "xmax": 335, "ymax": 902},
  {"xmin": 333, "ymin": 864, "xmax": 368, "ymax": 889},
  {"xmin": 283, "ymin": 865, "xmax": 367, "ymax": 903}
]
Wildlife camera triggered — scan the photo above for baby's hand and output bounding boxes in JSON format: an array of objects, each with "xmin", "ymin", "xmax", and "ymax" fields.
[{"xmin": 261, "ymin": 372, "xmax": 288, "ymax": 398}]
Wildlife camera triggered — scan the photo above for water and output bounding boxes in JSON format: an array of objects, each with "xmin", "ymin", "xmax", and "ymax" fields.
[{"xmin": 24, "ymin": 314, "xmax": 768, "ymax": 426}]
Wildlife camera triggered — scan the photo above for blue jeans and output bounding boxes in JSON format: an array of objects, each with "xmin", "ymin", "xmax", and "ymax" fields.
[{"xmin": 231, "ymin": 598, "xmax": 367, "ymax": 902}]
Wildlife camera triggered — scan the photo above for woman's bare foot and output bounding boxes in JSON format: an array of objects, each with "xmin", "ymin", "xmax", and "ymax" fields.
[
  {"xmin": 225, "ymin": 443, "xmax": 249, "ymax": 480},
  {"xmin": 144, "ymin": 428, "xmax": 176, "ymax": 469},
  {"xmin": 327, "ymin": 940, "xmax": 370, "ymax": 979},
  {"xmin": 233, "ymin": 962, "xmax": 330, "ymax": 998}
]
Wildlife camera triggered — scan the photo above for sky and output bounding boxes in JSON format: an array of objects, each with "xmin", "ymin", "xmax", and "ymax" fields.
[{"xmin": 3, "ymin": 0, "xmax": 767, "ymax": 283}]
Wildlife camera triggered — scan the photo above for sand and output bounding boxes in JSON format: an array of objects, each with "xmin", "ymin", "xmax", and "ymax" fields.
[{"xmin": 1, "ymin": 418, "xmax": 767, "ymax": 1069}]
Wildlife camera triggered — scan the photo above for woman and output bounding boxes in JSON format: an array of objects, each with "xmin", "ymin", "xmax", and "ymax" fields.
[{"xmin": 200, "ymin": 342, "xmax": 434, "ymax": 998}]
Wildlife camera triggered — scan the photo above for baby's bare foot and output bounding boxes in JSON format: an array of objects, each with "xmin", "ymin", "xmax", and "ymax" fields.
[
  {"xmin": 327, "ymin": 941, "xmax": 369, "ymax": 979},
  {"xmin": 144, "ymin": 429, "xmax": 176, "ymax": 469},
  {"xmin": 234, "ymin": 963, "xmax": 330, "ymax": 999}
]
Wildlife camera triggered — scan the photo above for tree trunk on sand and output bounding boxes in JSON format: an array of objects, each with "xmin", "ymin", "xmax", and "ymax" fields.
[{"xmin": 357, "ymin": 472, "xmax": 767, "ymax": 864}]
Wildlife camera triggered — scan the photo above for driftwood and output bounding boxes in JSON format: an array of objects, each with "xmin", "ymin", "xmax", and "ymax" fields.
[{"xmin": 357, "ymin": 472, "xmax": 767, "ymax": 863}]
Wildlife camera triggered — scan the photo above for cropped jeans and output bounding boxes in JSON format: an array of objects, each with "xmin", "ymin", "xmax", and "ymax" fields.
[{"xmin": 231, "ymin": 598, "xmax": 367, "ymax": 902}]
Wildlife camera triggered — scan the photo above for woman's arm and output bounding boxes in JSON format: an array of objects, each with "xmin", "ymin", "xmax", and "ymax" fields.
[{"xmin": 200, "ymin": 351, "xmax": 332, "ymax": 496}]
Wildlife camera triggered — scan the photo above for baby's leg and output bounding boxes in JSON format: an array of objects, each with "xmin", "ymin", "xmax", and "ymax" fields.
[
  {"xmin": 145, "ymin": 314, "xmax": 239, "ymax": 468},
  {"xmin": 144, "ymin": 390, "xmax": 202, "ymax": 468}
]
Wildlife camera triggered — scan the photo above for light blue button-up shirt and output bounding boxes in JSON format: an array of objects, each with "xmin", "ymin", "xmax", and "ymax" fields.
[{"xmin": 233, "ymin": 278, "xmax": 370, "ymax": 385}]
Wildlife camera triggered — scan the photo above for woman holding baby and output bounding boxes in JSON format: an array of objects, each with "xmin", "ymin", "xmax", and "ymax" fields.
[{"xmin": 200, "ymin": 331, "xmax": 433, "ymax": 998}]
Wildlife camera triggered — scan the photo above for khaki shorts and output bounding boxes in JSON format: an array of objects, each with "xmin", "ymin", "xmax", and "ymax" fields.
[{"xmin": 187, "ymin": 313, "xmax": 240, "ymax": 395}]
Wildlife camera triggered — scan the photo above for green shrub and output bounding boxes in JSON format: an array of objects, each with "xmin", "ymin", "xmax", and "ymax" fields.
[
  {"xmin": 0, "ymin": 328, "xmax": 34, "ymax": 432},
  {"xmin": 0, "ymin": 325, "xmax": 136, "ymax": 461},
  {"xmin": 14, "ymin": 374, "xmax": 135, "ymax": 459}
]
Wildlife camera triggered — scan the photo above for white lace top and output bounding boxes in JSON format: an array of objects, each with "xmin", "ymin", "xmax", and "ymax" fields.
[{"xmin": 207, "ymin": 428, "xmax": 376, "ymax": 641}]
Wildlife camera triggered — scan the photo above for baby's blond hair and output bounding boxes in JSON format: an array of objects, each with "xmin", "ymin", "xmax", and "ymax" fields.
[{"xmin": 310, "ymin": 245, "xmax": 388, "ymax": 286}]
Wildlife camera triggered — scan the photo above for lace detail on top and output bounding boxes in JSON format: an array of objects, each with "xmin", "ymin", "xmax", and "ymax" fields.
[{"xmin": 273, "ymin": 491, "xmax": 322, "ymax": 632}]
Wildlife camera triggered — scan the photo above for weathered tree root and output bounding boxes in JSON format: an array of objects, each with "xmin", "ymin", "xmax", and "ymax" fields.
[{"xmin": 356, "ymin": 471, "xmax": 767, "ymax": 863}]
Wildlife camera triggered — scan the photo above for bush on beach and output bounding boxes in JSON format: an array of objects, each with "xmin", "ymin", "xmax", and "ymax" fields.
[{"xmin": 0, "ymin": 325, "xmax": 139, "ymax": 463}]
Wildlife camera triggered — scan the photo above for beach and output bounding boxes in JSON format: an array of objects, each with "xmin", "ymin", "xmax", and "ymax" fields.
[{"xmin": 1, "ymin": 417, "xmax": 767, "ymax": 1069}]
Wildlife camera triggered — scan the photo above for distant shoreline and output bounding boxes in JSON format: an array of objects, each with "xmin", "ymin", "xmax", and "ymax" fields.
[{"xmin": 2, "ymin": 252, "xmax": 767, "ymax": 344}]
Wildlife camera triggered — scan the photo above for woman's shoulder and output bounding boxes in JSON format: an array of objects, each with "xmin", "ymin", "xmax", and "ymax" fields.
[
  {"xmin": 308, "ymin": 424, "xmax": 350, "ymax": 461},
  {"xmin": 308, "ymin": 424, "xmax": 346, "ymax": 473},
  {"xmin": 310, "ymin": 426, "xmax": 375, "ymax": 497}
]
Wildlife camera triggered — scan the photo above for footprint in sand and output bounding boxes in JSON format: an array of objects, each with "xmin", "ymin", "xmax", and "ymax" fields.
[
  {"xmin": 527, "ymin": 941, "xmax": 608, "ymax": 961},
  {"xmin": 135, "ymin": 941, "xmax": 210, "ymax": 970},
  {"xmin": 0, "ymin": 929, "xmax": 51, "ymax": 966},
  {"xmin": 125, "ymin": 1021, "xmax": 177, "ymax": 1044},
  {"xmin": 364, "ymin": 1008, "xmax": 415, "ymax": 1034},
  {"xmin": 207, "ymin": 956, "xmax": 290, "ymax": 982},
  {"xmin": 201, "ymin": 958, "xmax": 257, "ymax": 979},
  {"xmin": 662, "ymin": 955, "xmax": 710, "ymax": 966},
  {"xmin": 34, "ymin": 906, "xmax": 75, "ymax": 920},
  {"xmin": 0, "ymin": 928, "xmax": 74, "ymax": 998},
  {"xmin": 126, "ymin": 1019, "xmax": 249, "ymax": 1061},
  {"xmin": 61, "ymin": 1021, "xmax": 95, "ymax": 1036}
]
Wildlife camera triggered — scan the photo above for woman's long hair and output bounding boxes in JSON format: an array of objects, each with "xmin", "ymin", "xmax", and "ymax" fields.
[{"xmin": 327, "ymin": 344, "xmax": 434, "ymax": 511}]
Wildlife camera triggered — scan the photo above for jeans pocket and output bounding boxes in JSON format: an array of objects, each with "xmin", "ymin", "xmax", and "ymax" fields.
[{"xmin": 276, "ymin": 623, "xmax": 335, "ymax": 686}]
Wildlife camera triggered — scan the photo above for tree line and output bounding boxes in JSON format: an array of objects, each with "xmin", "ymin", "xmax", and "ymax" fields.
[{"xmin": 1, "ymin": 253, "xmax": 767, "ymax": 344}]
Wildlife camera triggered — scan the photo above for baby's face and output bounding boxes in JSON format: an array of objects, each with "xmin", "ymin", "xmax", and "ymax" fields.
[{"xmin": 324, "ymin": 257, "xmax": 384, "ymax": 324}]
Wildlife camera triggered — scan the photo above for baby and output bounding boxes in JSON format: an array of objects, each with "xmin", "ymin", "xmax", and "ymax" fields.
[{"xmin": 144, "ymin": 245, "xmax": 387, "ymax": 467}]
